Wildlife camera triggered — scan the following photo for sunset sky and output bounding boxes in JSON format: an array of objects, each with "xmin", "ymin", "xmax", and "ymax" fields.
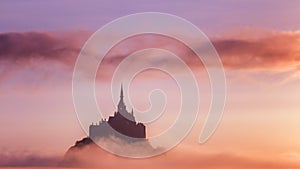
[{"xmin": 0, "ymin": 0, "xmax": 300, "ymax": 168}]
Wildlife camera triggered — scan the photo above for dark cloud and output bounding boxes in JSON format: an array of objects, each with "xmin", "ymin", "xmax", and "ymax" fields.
[
  {"xmin": 0, "ymin": 32, "xmax": 60, "ymax": 59},
  {"xmin": 0, "ymin": 31, "xmax": 92, "ymax": 66},
  {"xmin": 0, "ymin": 31, "xmax": 90, "ymax": 86}
]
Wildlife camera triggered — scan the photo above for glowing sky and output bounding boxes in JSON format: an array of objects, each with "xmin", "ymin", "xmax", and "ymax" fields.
[{"xmin": 0, "ymin": 0, "xmax": 300, "ymax": 168}]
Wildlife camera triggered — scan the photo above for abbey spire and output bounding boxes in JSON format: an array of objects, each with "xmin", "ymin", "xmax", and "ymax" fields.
[
  {"xmin": 120, "ymin": 83, "xmax": 124, "ymax": 99},
  {"xmin": 118, "ymin": 84, "xmax": 126, "ymax": 113},
  {"xmin": 89, "ymin": 84, "xmax": 144, "ymax": 140}
]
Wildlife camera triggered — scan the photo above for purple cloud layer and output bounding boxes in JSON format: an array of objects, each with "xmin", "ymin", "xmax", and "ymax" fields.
[
  {"xmin": 0, "ymin": 30, "xmax": 299, "ymax": 86},
  {"xmin": 1, "ymin": 31, "xmax": 299, "ymax": 68}
]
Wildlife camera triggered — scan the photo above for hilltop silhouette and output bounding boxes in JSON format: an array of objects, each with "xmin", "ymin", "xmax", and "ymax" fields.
[
  {"xmin": 89, "ymin": 85, "xmax": 146, "ymax": 141},
  {"xmin": 61, "ymin": 85, "xmax": 158, "ymax": 166}
]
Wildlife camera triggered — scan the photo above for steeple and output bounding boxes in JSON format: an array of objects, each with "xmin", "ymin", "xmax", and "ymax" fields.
[
  {"xmin": 118, "ymin": 84, "xmax": 126, "ymax": 113},
  {"xmin": 120, "ymin": 83, "xmax": 124, "ymax": 99},
  {"xmin": 117, "ymin": 84, "xmax": 135, "ymax": 122}
]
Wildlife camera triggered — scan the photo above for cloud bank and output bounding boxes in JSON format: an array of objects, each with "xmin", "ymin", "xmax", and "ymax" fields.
[
  {"xmin": 0, "ymin": 31, "xmax": 91, "ymax": 65},
  {"xmin": 1, "ymin": 30, "xmax": 299, "ymax": 69},
  {"xmin": 0, "ymin": 151, "xmax": 60, "ymax": 167},
  {"xmin": 1, "ymin": 143, "xmax": 300, "ymax": 169},
  {"xmin": 0, "ymin": 30, "xmax": 299, "ymax": 86},
  {"xmin": 213, "ymin": 31, "xmax": 300, "ymax": 71}
]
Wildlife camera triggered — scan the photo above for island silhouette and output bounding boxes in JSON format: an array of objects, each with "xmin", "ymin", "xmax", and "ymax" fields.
[
  {"xmin": 62, "ymin": 85, "xmax": 157, "ymax": 166},
  {"xmin": 89, "ymin": 85, "xmax": 146, "ymax": 140}
]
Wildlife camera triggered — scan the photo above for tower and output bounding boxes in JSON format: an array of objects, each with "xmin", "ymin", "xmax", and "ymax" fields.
[
  {"xmin": 116, "ymin": 84, "xmax": 135, "ymax": 122},
  {"xmin": 118, "ymin": 84, "xmax": 126, "ymax": 113},
  {"xmin": 89, "ymin": 84, "xmax": 146, "ymax": 140}
]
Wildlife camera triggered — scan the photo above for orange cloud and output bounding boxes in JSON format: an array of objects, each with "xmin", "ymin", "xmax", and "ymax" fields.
[
  {"xmin": 57, "ymin": 137, "xmax": 300, "ymax": 169},
  {"xmin": 3, "ymin": 146, "xmax": 299, "ymax": 168},
  {"xmin": 213, "ymin": 31, "xmax": 300, "ymax": 71}
]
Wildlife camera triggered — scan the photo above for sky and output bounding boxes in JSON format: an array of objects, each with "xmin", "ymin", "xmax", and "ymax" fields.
[{"xmin": 0, "ymin": 0, "xmax": 300, "ymax": 168}]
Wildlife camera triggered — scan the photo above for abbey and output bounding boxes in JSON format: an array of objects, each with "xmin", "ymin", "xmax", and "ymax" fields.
[{"xmin": 89, "ymin": 85, "xmax": 146, "ymax": 140}]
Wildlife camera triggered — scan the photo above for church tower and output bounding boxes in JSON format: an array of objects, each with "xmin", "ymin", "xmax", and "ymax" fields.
[
  {"xmin": 89, "ymin": 84, "xmax": 146, "ymax": 140},
  {"xmin": 118, "ymin": 84, "xmax": 126, "ymax": 113},
  {"xmin": 116, "ymin": 84, "xmax": 135, "ymax": 122}
]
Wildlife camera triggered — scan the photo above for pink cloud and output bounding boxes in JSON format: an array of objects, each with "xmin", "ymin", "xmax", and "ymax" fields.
[
  {"xmin": 213, "ymin": 31, "xmax": 300, "ymax": 71},
  {"xmin": 0, "ymin": 30, "xmax": 299, "ymax": 87},
  {"xmin": 2, "ymin": 30, "xmax": 299, "ymax": 71},
  {"xmin": 0, "ymin": 151, "xmax": 60, "ymax": 167}
]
